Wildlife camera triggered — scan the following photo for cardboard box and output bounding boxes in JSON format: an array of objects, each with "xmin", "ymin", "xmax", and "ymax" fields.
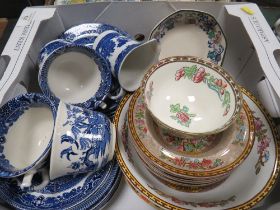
[{"xmin": 0, "ymin": 2, "xmax": 279, "ymax": 209}]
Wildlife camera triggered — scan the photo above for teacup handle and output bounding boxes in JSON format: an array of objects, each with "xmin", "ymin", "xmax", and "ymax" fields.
[
  {"xmin": 99, "ymin": 101, "xmax": 107, "ymax": 109},
  {"xmin": 20, "ymin": 170, "xmax": 36, "ymax": 189},
  {"xmin": 20, "ymin": 168, "xmax": 50, "ymax": 191},
  {"xmin": 108, "ymin": 87, "xmax": 125, "ymax": 101}
]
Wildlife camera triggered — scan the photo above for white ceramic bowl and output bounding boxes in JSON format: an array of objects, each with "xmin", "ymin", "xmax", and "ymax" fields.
[{"xmin": 142, "ymin": 56, "xmax": 242, "ymax": 137}]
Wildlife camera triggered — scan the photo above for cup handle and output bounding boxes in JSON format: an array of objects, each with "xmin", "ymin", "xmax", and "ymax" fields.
[
  {"xmin": 20, "ymin": 168, "xmax": 50, "ymax": 191},
  {"xmin": 99, "ymin": 101, "xmax": 107, "ymax": 109},
  {"xmin": 108, "ymin": 87, "xmax": 125, "ymax": 101},
  {"xmin": 20, "ymin": 170, "xmax": 37, "ymax": 189},
  {"xmin": 32, "ymin": 168, "xmax": 50, "ymax": 191}
]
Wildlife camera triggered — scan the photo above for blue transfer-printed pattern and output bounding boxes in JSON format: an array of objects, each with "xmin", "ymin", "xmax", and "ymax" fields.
[
  {"xmin": 114, "ymin": 43, "xmax": 139, "ymax": 77},
  {"xmin": 150, "ymin": 10, "xmax": 226, "ymax": 64},
  {"xmin": 73, "ymin": 36, "xmax": 97, "ymax": 46},
  {"xmin": 96, "ymin": 32, "xmax": 120, "ymax": 63},
  {"xmin": 95, "ymin": 32, "xmax": 139, "ymax": 77},
  {"xmin": 38, "ymin": 44, "xmax": 112, "ymax": 110},
  {"xmin": 38, "ymin": 39, "xmax": 70, "ymax": 65},
  {"xmin": 0, "ymin": 158, "xmax": 121, "ymax": 210},
  {"xmin": 60, "ymin": 104, "xmax": 111, "ymax": 174},
  {"xmin": 60, "ymin": 23, "xmax": 130, "ymax": 42},
  {"xmin": 0, "ymin": 93, "xmax": 56, "ymax": 178}
]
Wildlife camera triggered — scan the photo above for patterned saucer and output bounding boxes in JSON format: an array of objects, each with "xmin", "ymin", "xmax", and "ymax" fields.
[
  {"xmin": 150, "ymin": 10, "xmax": 227, "ymax": 65},
  {"xmin": 0, "ymin": 158, "xmax": 121, "ymax": 210},
  {"xmin": 60, "ymin": 23, "xmax": 129, "ymax": 47},
  {"xmin": 128, "ymin": 89, "xmax": 255, "ymax": 177},
  {"xmin": 115, "ymin": 88, "xmax": 280, "ymax": 210}
]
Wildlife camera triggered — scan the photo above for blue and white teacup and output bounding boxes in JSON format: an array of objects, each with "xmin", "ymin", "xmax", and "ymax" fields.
[
  {"xmin": 49, "ymin": 102, "xmax": 115, "ymax": 180},
  {"xmin": 38, "ymin": 39, "xmax": 70, "ymax": 68},
  {"xmin": 38, "ymin": 44, "xmax": 112, "ymax": 110},
  {"xmin": 92, "ymin": 30, "xmax": 160, "ymax": 92},
  {"xmin": 0, "ymin": 93, "xmax": 56, "ymax": 189}
]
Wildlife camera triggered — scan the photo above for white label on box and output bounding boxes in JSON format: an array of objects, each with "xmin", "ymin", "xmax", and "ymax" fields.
[
  {"xmin": 249, "ymin": 16, "xmax": 270, "ymax": 44},
  {"xmin": 13, "ymin": 11, "xmax": 36, "ymax": 52}
]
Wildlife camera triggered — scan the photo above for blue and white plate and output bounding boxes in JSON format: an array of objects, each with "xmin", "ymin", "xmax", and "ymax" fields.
[
  {"xmin": 60, "ymin": 23, "xmax": 130, "ymax": 47},
  {"xmin": 0, "ymin": 158, "xmax": 121, "ymax": 210}
]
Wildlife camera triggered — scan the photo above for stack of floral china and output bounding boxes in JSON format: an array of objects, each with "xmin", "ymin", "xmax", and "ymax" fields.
[
  {"xmin": 125, "ymin": 55, "xmax": 255, "ymax": 193},
  {"xmin": 114, "ymin": 9, "xmax": 280, "ymax": 210}
]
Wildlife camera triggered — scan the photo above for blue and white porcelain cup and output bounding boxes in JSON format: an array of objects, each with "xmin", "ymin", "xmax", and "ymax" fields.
[
  {"xmin": 38, "ymin": 39, "xmax": 70, "ymax": 68},
  {"xmin": 92, "ymin": 30, "xmax": 160, "ymax": 92},
  {"xmin": 49, "ymin": 102, "xmax": 116, "ymax": 180},
  {"xmin": 0, "ymin": 93, "xmax": 56, "ymax": 189},
  {"xmin": 38, "ymin": 44, "xmax": 112, "ymax": 110}
]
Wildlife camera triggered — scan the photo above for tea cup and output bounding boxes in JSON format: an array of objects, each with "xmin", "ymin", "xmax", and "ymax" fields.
[
  {"xmin": 49, "ymin": 102, "xmax": 116, "ymax": 180},
  {"xmin": 0, "ymin": 93, "xmax": 56, "ymax": 189},
  {"xmin": 38, "ymin": 44, "xmax": 112, "ymax": 110}
]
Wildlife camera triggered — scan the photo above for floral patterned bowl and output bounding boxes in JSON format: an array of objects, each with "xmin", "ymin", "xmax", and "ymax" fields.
[
  {"xmin": 150, "ymin": 10, "xmax": 227, "ymax": 65},
  {"xmin": 141, "ymin": 56, "xmax": 243, "ymax": 137},
  {"xmin": 128, "ymin": 88, "xmax": 254, "ymax": 178}
]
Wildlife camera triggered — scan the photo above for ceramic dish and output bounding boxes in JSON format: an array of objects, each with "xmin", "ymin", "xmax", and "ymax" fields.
[
  {"xmin": 60, "ymin": 23, "xmax": 129, "ymax": 45},
  {"xmin": 128, "ymin": 88, "xmax": 254, "ymax": 177},
  {"xmin": 150, "ymin": 10, "xmax": 227, "ymax": 65},
  {"xmin": 115, "ymin": 88, "xmax": 280, "ymax": 210},
  {"xmin": 141, "ymin": 56, "xmax": 243, "ymax": 137},
  {"xmin": 0, "ymin": 158, "xmax": 121, "ymax": 210},
  {"xmin": 39, "ymin": 44, "xmax": 112, "ymax": 110}
]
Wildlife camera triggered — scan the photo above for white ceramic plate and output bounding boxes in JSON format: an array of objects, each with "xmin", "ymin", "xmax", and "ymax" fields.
[
  {"xmin": 150, "ymin": 10, "xmax": 227, "ymax": 65},
  {"xmin": 115, "ymin": 87, "xmax": 280, "ymax": 210}
]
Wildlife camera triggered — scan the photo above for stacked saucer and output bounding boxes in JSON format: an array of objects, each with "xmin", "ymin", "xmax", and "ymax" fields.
[{"xmin": 126, "ymin": 56, "xmax": 255, "ymax": 192}]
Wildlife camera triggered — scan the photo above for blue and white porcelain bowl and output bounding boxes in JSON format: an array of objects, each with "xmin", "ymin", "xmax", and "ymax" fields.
[
  {"xmin": 38, "ymin": 44, "xmax": 112, "ymax": 110},
  {"xmin": 50, "ymin": 102, "xmax": 116, "ymax": 180},
  {"xmin": 0, "ymin": 93, "xmax": 56, "ymax": 179},
  {"xmin": 92, "ymin": 30, "xmax": 160, "ymax": 92},
  {"xmin": 38, "ymin": 39, "xmax": 70, "ymax": 68}
]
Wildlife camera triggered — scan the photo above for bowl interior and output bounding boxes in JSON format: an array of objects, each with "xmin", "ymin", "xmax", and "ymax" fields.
[
  {"xmin": 144, "ymin": 60, "xmax": 237, "ymax": 135},
  {"xmin": 48, "ymin": 49, "xmax": 101, "ymax": 104}
]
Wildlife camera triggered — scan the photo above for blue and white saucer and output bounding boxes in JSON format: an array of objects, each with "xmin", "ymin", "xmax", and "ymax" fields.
[
  {"xmin": 0, "ymin": 158, "xmax": 121, "ymax": 210},
  {"xmin": 60, "ymin": 23, "xmax": 130, "ymax": 47}
]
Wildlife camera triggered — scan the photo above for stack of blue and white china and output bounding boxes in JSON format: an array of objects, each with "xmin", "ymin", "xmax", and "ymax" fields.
[{"xmin": 0, "ymin": 23, "xmax": 160, "ymax": 209}]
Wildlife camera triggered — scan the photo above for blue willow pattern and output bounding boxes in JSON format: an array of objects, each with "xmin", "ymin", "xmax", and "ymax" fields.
[
  {"xmin": 60, "ymin": 104, "xmax": 111, "ymax": 174},
  {"xmin": 0, "ymin": 93, "xmax": 56, "ymax": 178},
  {"xmin": 0, "ymin": 158, "xmax": 120, "ymax": 210}
]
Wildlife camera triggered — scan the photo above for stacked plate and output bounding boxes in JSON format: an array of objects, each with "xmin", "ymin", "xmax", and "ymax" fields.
[
  {"xmin": 123, "ymin": 55, "xmax": 255, "ymax": 192},
  {"xmin": 113, "ymin": 9, "xmax": 280, "ymax": 210},
  {"xmin": 115, "ymin": 88, "xmax": 280, "ymax": 210}
]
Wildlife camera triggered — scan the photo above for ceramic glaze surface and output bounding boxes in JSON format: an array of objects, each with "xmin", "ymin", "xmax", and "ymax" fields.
[
  {"xmin": 142, "ymin": 56, "xmax": 242, "ymax": 136},
  {"xmin": 92, "ymin": 30, "xmax": 160, "ymax": 91},
  {"xmin": 60, "ymin": 23, "xmax": 130, "ymax": 43},
  {"xmin": 128, "ymin": 89, "xmax": 254, "ymax": 175},
  {"xmin": 4, "ymin": 107, "xmax": 53, "ymax": 169},
  {"xmin": 150, "ymin": 10, "xmax": 227, "ymax": 65},
  {"xmin": 50, "ymin": 103, "xmax": 115, "ymax": 180},
  {"xmin": 38, "ymin": 39, "xmax": 69, "ymax": 68},
  {"xmin": 0, "ymin": 94, "xmax": 56, "ymax": 178},
  {"xmin": 0, "ymin": 158, "xmax": 121, "ymax": 210},
  {"xmin": 48, "ymin": 51, "xmax": 101, "ymax": 104},
  {"xmin": 39, "ymin": 44, "xmax": 111, "ymax": 110},
  {"xmin": 115, "ymin": 89, "xmax": 280, "ymax": 210}
]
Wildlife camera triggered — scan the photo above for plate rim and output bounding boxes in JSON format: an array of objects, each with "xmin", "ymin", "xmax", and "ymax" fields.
[{"xmin": 115, "ymin": 87, "xmax": 280, "ymax": 210}]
